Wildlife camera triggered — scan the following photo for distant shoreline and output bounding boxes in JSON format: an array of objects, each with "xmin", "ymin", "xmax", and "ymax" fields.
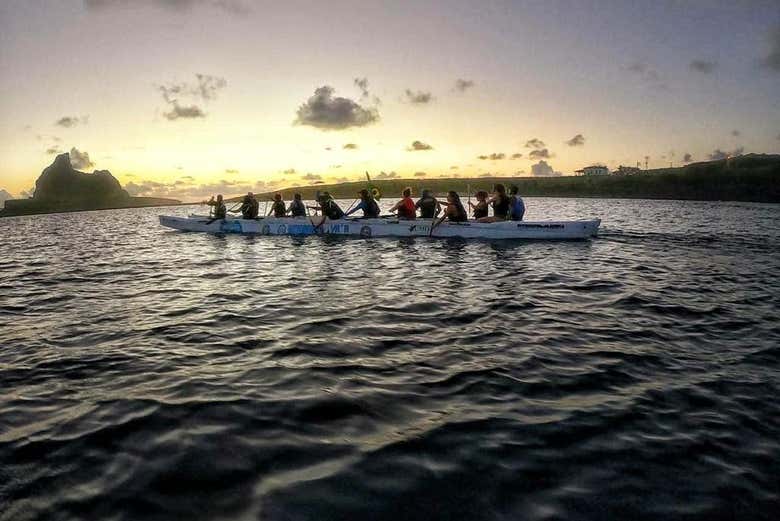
[{"xmin": 0, "ymin": 199, "xmax": 187, "ymax": 218}]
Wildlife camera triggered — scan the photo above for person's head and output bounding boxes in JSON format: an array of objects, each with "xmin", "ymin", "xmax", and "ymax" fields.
[
  {"xmin": 493, "ymin": 183, "xmax": 506, "ymax": 195},
  {"xmin": 509, "ymin": 185, "xmax": 518, "ymax": 196},
  {"xmin": 359, "ymin": 188, "xmax": 369, "ymax": 199},
  {"xmin": 422, "ymin": 189, "xmax": 431, "ymax": 198},
  {"xmin": 216, "ymin": 194, "xmax": 223, "ymax": 202},
  {"xmin": 476, "ymin": 190, "xmax": 488, "ymax": 201},
  {"xmin": 402, "ymin": 187, "xmax": 412, "ymax": 198},
  {"xmin": 274, "ymin": 193, "xmax": 282, "ymax": 201},
  {"xmin": 447, "ymin": 190, "xmax": 460, "ymax": 203},
  {"xmin": 294, "ymin": 193, "xmax": 302, "ymax": 200},
  {"xmin": 248, "ymin": 192, "xmax": 254, "ymax": 198}
]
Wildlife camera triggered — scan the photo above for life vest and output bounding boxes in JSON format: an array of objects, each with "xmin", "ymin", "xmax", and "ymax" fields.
[
  {"xmin": 289, "ymin": 199, "xmax": 306, "ymax": 217},
  {"xmin": 397, "ymin": 197, "xmax": 416, "ymax": 219},
  {"xmin": 417, "ymin": 197, "xmax": 438, "ymax": 218},
  {"xmin": 272, "ymin": 200, "xmax": 286, "ymax": 218},
  {"xmin": 510, "ymin": 195, "xmax": 525, "ymax": 221},
  {"xmin": 492, "ymin": 194, "xmax": 509, "ymax": 219},
  {"xmin": 214, "ymin": 202, "xmax": 226, "ymax": 219},
  {"xmin": 365, "ymin": 198, "xmax": 380, "ymax": 217},
  {"xmin": 324, "ymin": 200, "xmax": 344, "ymax": 219},
  {"xmin": 449, "ymin": 201, "xmax": 468, "ymax": 222},
  {"xmin": 473, "ymin": 201, "xmax": 488, "ymax": 219}
]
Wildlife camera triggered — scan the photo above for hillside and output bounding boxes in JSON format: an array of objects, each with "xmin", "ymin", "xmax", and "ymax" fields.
[{"xmin": 253, "ymin": 154, "xmax": 780, "ymax": 204}]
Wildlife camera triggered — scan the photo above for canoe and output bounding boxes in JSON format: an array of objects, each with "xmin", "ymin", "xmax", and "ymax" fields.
[{"xmin": 159, "ymin": 215, "xmax": 601, "ymax": 240}]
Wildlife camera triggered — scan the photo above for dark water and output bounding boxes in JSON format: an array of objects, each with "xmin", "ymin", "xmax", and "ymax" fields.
[{"xmin": 1, "ymin": 198, "xmax": 779, "ymax": 520}]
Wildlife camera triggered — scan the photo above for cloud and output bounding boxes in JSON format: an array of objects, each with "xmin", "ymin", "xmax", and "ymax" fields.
[
  {"xmin": 454, "ymin": 78, "xmax": 475, "ymax": 92},
  {"xmin": 125, "ymin": 177, "xmax": 272, "ymax": 199},
  {"xmin": 762, "ymin": 25, "xmax": 780, "ymax": 71},
  {"xmin": 511, "ymin": 153, "xmax": 523, "ymax": 159},
  {"xmin": 625, "ymin": 61, "xmax": 668, "ymax": 89},
  {"xmin": 301, "ymin": 173, "xmax": 322, "ymax": 182},
  {"xmin": 407, "ymin": 140, "xmax": 433, "ymax": 151},
  {"xmin": 283, "ymin": 168, "xmax": 296, "ymax": 175},
  {"xmin": 529, "ymin": 148, "xmax": 552, "ymax": 159},
  {"xmin": 683, "ymin": 153, "xmax": 693, "ymax": 163},
  {"xmin": 404, "ymin": 89, "xmax": 433, "ymax": 104},
  {"xmin": 163, "ymin": 102, "xmax": 206, "ymax": 120},
  {"xmin": 449, "ymin": 165, "xmax": 459, "ymax": 169},
  {"xmin": 69, "ymin": 147, "xmax": 94, "ymax": 170},
  {"xmin": 414, "ymin": 171, "xmax": 427, "ymax": 177},
  {"xmin": 334, "ymin": 176, "xmax": 350, "ymax": 183},
  {"xmin": 158, "ymin": 73, "xmax": 225, "ymax": 121},
  {"xmin": 224, "ymin": 168, "xmax": 239, "ymax": 174},
  {"xmin": 525, "ymin": 138, "xmax": 546, "ymax": 149},
  {"xmin": 531, "ymin": 160, "xmax": 561, "ymax": 177},
  {"xmin": 689, "ymin": 60, "xmax": 717, "ymax": 74},
  {"xmin": 343, "ymin": 143, "xmax": 358, "ymax": 150},
  {"xmin": 479, "ymin": 173, "xmax": 494, "ymax": 178},
  {"xmin": 45, "ymin": 147, "xmax": 61, "ymax": 155},
  {"xmin": 566, "ymin": 134, "xmax": 585, "ymax": 146},
  {"xmin": 377, "ymin": 171, "xmax": 399, "ymax": 179},
  {"xmin": 478, "ymin": 153, "xmax": 506, "ymax": 160},
  {"xmin": 294, "ymin": 86, "xmax": 379, "ymax": 130},
  {"xmin": 731, "ymin": 129, "xmax": 741, "ymax": 137},
  {"xmin": 55, "ymin": 116, "xmax": 88, "ymax": 128},
  {"xmin": 330, "ymin": 164, "xmax": 342, "ymax": 169},
  {"xmin": 84, "ymin": 0, "xmax": 250, "ymax": 14},
  {"xmin": 708, "ymin": 147, "xmax": 744, "ymax": 160},
  {"xmin": 0, "ymin": 189, "xmax": 13, "ymax": 203}
]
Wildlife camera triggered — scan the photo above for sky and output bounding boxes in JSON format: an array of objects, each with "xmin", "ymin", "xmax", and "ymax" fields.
[{"xmin": 1, "ymin": 0, "xmax": 779, "ymax": 199}]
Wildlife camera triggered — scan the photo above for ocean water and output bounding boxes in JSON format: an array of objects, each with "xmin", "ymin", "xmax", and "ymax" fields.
[{"xmin": 1, "ymin": 197, "xmax": 778, "ymax": 520}]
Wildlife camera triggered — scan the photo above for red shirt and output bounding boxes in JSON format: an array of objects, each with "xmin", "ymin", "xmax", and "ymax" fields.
[{"xmin": 398, "ymin": 197, "xmax": 416, "ymax": 219}]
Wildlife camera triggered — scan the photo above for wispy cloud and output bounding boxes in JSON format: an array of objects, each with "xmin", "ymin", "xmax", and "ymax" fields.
[
  {"xmin": 301, "ymin": 173, "xmax": 323, "ymax": 182},
  {"xmin": 529, "ymin": 148, "xmax": 552, "ymax": 159},
  {"xmin": 566, "ymin": 134, "xmax": 585, "ymax": 146},
  {"xmin": 689, "ymin": 59, "xmax": 717, "ymax": 74},
  {"xmin": 224, "ymin": 168, "xmax": 239, "ymax": 174},
  {"xmin": 414, "ymin": 171, "xmax": 427, "ymax": 177},
  {"xmin": 377, "ymin": 171, "xmax": 399, "ymax": 179},
  {"xmin": 158, "ymin": 73, "xmax": 226, "ymax": 121},
  {"xmin": 343, "ymin": 143, "xmax": 358, "ymax": 150},
  {"xmin": 708, "ymin": 147, "xmax": 744, "ymax": 160},
  {"xmin": 55, "ymin": 115, "xmax": 89, "ymax": 128},
  {"xmin": 294, "ymin": 86, "xmax": 379, "ymax": 130},
  {"xmin": 84, "ymin": 0, "xmax": 250, "ymax": 14},
  {"xmin": 478, "ymin": 153, "xmax": 505, "ymax": 160},
  {"xmin": 407, "ymin": 140, "xmax": 433, "ymax": 151},
  {"xmin": 731, "ymin": 129, "xmax": 741, "ymax": 137},
  {"xmin": 761, "ymin": 25, "xmax": 780, "ymax": 71},
  {"xmin": 511, "ymin": 153, "xmax": 523, "ymax": 159},
  {"xmin": 525, "ymin": 138, "xmax": 546, "ymax": 149},
  {"xmin": 404, "ymin": 89, "xmax": 433, "ymax": 104},
  {"xmin": 454, "ymin": 78, "xmax": 475, "ymax": 92}
]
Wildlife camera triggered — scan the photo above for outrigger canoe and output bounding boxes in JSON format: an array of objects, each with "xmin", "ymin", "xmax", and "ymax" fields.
[{"xmin": 159, "ymin": 214, "xmax": 601, "ymax": 240}]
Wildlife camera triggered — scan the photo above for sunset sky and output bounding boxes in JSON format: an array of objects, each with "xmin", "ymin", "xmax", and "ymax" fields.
[{"xmin": 1, "ymin": 0, "xmax": 779, "ymax": 199}]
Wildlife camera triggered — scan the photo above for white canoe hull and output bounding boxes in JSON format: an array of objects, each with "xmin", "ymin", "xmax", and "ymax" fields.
[{"xmin": 159, "ymin": 215, "xmax": 600, "ymax": 240}]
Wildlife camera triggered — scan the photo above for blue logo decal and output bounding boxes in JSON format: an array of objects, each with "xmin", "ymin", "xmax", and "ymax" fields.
[{"xmin": 220, "ymin": 220, "xmax": 243, "ymax": 233}]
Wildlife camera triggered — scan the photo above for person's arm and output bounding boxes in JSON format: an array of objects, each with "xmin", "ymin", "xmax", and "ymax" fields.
[
  {"xmin": 388, "ymin": 200, "xmax": 401, "ymax": 212},
  {"xmin": 345, "ymin": 200, "xmax": 366, "ymax": 216},
  {"xmin": 434, "ymin": 201, "xmax": 442, "ymax": 217}
]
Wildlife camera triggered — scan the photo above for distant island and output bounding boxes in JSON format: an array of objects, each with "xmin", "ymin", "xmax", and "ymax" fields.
[
  {"xmin": 0, "ymin": 153, "xmax": 180, "ymax": 217},
  {"xmin": 254, "ymin": 154, "xmax": 780, "ymax": 204}
]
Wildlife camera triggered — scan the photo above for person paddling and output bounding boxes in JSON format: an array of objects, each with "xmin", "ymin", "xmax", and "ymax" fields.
[
  {"xmin": 239, "ymin": 192, "xmax": 259, "ymax": 219},
  {"xmin": 415, "ymin": 189, "xmax": 441, "ymax": 219},
  {"xmin": 311, "ymin": 192, "xmax": 345, "ymax": 219},
  {"xmin": 509, "ymin": 185, "xmax": 525, "ymax": 221},
  {"xmin": 478, "ymin": 183, "xmax": 510, "ymax": 223},
  {"xmin": 436, "ymin": 191, "xmax": 468, "ymax": 224},
  {"xmin": 207, "ymin": 194, "xmax": 227, "ymax": 220},
  {"xmin": 287, "ymin": 193, "xmax": 306, "ymax": 217},
  {"xmin": 268, "ymin": 193, "xmax": 287, "ymax": 218},
  {"xmin": 345, "ymin": 189, "xmax": 380, "ymax": 218},
  {"xmin": 469, "ymin": 190, "xmax": 489, "ymax": 219},
  {"xmin": 389, "ymin": 187, "xmax": 416, "ymax": 219}
]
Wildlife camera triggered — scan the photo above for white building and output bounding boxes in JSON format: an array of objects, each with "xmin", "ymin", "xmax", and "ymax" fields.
[{"xmin": 575, "ymin": 165, "xmax": 610, "ymax": 176}]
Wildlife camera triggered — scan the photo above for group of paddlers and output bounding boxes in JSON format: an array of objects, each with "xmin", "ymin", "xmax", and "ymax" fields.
[{"xmin": 206, "ymin": 183, "xmax": 525, "ymax": 223}]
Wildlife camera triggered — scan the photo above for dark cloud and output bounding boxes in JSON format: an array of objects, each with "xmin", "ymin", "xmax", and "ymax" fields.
[
  {"xmin": 414, "ymin": 171, "xmax": 427, "ymax": 177},
  {"xmin": 449, "ymin": 165, "xmax": 459, "ymax": 169},
  {"xmin": 525, "ymin": 138, "xmax": 546, "ymax": 149},
  {"xmin": 283, "ymin": 168, "xmax": 296, "ymax": 175},
  {"xmin": 478, "ymin": 153, "xmax": 506, "ymax": 160},
  {"xmin": 84, "ymin": 0, "xmax": 250, "ymax": 14},
  {"xmin": 566, "ymin": 134, "xmax": 585, "ymax": 146},
  {"xmin": 163, "ymin": 102, "xmax": 206, "ymax": 120},
  {"xmin": 69, "ymin": 147, "xmax": 95, "ymax": 170},
  {"xmin": 377, "ymin": 171, "xmax": 399, "ymax": 179},
  {"xmin": 511, "ymin": 153, "xmax": 523, "ymax": 159},
  {"xmin": 479, "ymin": 173, "xmax": 494, "ymax": 178},
  {"xmin": 294, "ymin": 86, "xmax": 379, "ymax": 130},
  {"xmin": 689, "ymin": 60, "xmax": 717, "ymax": 74},
  {"xmin": 55, "ymin": 116, "xmax": 88, "ymax": 128},
  {"xmin": 762, "ymin": 25, "xmax": 780, "ymax": 71},
  {"xmin": 45, "ymin": 147, "xmax": 60, "ymax": 155},
  {"xmin": 404, "ymin": 89, "xmax": 433, "ymax": 104},
  {"xmin": 224, "ymin": 168, "xmax": 239, "ymax": 174},
  {"xmin": 731, "ymin": 129, "xmax": 741, "ymax": 137},
  {"xmin": 126, "ymin": 177, "xmax": 272, "ymax": 199},
  {"xmin": 708, "ymin": 147, "xmax": 744, "ymax": 160},
  {"xmin": 683, "ymin": 153, "xmax": 693, "ymax": 163},
  {"xmin": 531, "ymin": 160, "xmax": 561, "ymax": 177},
  {"xmin": 529, "ymin": 148, "xmax": 552, "ymax": 159},
  {"xmin": 625, "ymin": 61, "xmax": 668, "ymax": 89},
  {"xmin": 343, "ymin": 143, "xmax": 358, "ymax": 150},
  {"xmin": 302, "ymin": 173, "xmax": 322, "ymax": 182},
  {"xmin": 454, "ymin": 79, "xmax": 475, "ymax": 92},
  {"xmin": 354, "ymin": 77, "xmax": 369, "ymax": 98},
  {"xmin": 407, "ymin": 140, "xmax": 433, "ymax": 151}
]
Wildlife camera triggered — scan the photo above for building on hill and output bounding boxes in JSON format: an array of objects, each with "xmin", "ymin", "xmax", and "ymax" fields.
[
  {"xmin": 614, "ymin": 165, "xmax": 642, "ymax": 175},
  {"xmin": 575, "ymin": 165, "xmax": 610, "ymax": 176}
]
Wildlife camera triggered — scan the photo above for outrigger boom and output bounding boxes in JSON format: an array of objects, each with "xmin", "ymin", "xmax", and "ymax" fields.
[{"xmin": 159, "ymin": 215, "xmax": 601, "ymax": 240}]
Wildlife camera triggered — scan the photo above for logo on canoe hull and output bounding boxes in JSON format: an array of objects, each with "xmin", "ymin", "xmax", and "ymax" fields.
[
  {"xmin": 261, "ymin": 224, "xmax": 271, "ymax": 235},
  {"xmin": 220, "ymin": 220, "xmax": 243, "ymax": 233},
  {"xmin": 360, "ymin": 225, "xmax": 372, "ymax": 238},
  {"xmin": 277, "ymin": 224, "xmax": 287, "ymax": 235}
]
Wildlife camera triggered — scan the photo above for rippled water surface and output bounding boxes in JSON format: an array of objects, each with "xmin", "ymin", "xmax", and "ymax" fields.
[{"xmin": 1, "ymin": 198, "xmax": 779, "ymax": 520}]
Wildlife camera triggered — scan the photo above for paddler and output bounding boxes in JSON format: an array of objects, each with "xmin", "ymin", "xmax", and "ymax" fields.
[
  {"xmin": 415, "ymin": 189, "xmax": 441, "ymax": 219},
  {"xmin": 311, "ymin": 192, "xmax": 345, "ymax": 219},
  {"xmin": 509, "ymin": 185, "xmax": 525, "ymax": 221},
  {"xmin": 478, "ymin": 183, "xmax": 510, "ymax": 223},
  {"xmin": 268, "ymin": 193, "xmax": 287, "ymax": 218},
  {"xmin": 437, "ymin": 191, "xmax": 468, "ymax": 223},
  {"xmin": 239, "ymin": 192, "xmax": 259, "ymax": 219},
  {"xmin": 389, "ymin": 187, "xmax": 416, "ymax": 219},
  {"xmin": 287, "ymin": 193, "xmax": 306, "ymax": 217},
  {"xmin": 207, "ymin": 194, "xmax": 227, "ymax": 219},
  {"xmin": 345, "ymin": 189, "xmax": 380, "ymax": 218}
]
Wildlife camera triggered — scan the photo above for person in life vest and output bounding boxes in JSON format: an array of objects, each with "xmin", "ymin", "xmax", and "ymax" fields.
[
  {"xmin": 478, "ymin": 183, "xmax": 510, "ymax": 222},
  {"xmin": 287, "ymin": 193, "xmax": 306, "ymax": 217},
  {"xmin": 239, "ymin": 192, "xmax": 259, "ymax": 219},
  {"xmin": 207, "ymin": 194, "xmax": 227, "ymax": 219},
  {"xmin": 389, "ymin": 187, "xmax": 416, "ymax": 219},
  {"xmin": 469, "ymin": 190, "xmax": 489, "ymax": 219},
  {"xmin": 508, "ymin": 185, "xmax": 525, "ymax": 221},
  {"xmin": 268, "ymin": 193, "xmax": 287, "ymax": 217},
  {"xmin": 415, "ymin": 189, "xmax": 441, "ymax": 219},
  {"xmin": 311, "ymin": 192, "xmax": 345, "ymax": 219},
  {"xmin": 345, "ymin": 189, "xmax": 380, "ymax": 218},
  {"xmin": 437, "ymin": 191, "xmax": 468, "ymax": 223}
]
